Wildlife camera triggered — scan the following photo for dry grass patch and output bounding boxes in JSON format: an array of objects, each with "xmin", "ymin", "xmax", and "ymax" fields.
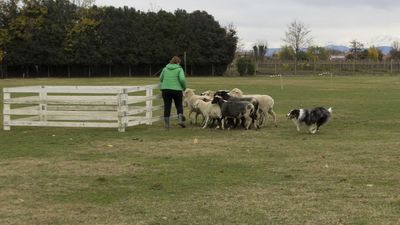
[
  {"xmin": 0, "ymin": 159, "xmax": 143, "ymax": 177},
  {"xmin": 84, "ymin": 135, "xmax": 245, "ymax": 158}
]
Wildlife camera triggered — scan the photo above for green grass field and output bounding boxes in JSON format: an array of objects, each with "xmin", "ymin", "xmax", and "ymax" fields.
[{"xmin": 1, "ymin": 75, "xmax": 400, "ymax": 225}]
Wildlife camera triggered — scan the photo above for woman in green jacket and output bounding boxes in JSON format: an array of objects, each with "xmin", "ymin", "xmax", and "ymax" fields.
[{"xmin": 159, "ymin": 56, "xmax": 187, "ymax": 129}]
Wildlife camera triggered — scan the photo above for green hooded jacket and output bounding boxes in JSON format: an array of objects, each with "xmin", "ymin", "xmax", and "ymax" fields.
[{"xmin": 159, "ymin": 64, "xmax": 186, "ymax": 91}]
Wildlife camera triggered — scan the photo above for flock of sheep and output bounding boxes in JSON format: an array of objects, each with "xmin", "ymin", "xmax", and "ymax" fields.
[{"xmin": 183, "ymin": 88, "xmax": 277, "ymax": 130}]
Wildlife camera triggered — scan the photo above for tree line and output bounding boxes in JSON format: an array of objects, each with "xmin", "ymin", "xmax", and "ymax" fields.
[
  {"xmin": 251, "ymin": 20, "xmax": 400, "ymax": 62},
  {"xmin": 0, "ymin": 0, "xmax": 238, "ymax": 77}
]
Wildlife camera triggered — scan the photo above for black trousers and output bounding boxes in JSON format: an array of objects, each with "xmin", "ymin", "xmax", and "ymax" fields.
[{"xmin": 162, "ymin": 89, "xmax": 183, "ymax": 117}]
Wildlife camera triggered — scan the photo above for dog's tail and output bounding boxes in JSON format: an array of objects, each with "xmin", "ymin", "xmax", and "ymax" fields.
[{"xmin": 327, "ymin": 107, "xmax": 333, "ymax": 114}]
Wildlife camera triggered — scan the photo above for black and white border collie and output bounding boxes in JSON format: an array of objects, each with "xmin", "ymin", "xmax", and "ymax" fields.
[{"xmin": 287, "ymin": 107, "xmax": 332, "ymax": 134}]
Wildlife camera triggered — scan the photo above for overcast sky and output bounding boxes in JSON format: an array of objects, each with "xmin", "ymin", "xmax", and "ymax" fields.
[{"xmin": 95, "ymin": 0, "xmax": 400, "ymax": 49}]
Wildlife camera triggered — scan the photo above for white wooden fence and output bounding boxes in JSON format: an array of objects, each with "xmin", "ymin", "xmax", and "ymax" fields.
[{"xmin": 3, "ymin": 84, "xmax": 163, "ymax": 132}]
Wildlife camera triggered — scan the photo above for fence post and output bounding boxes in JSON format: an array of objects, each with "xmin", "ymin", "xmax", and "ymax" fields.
[
  {"xmin": 313, "ymin": 60, "xmax": 317, "ymax": 74},
  {"xmin": 3, "ymin": 90, "xmax": 10, "ymax": 131},
  {"xmin": 146, "ymin": 86, "xmax": 153, "ymax": 125},
  {"xmin": 117, "ymin": 88, "xmax": 128, "ymax": 132},
  {"xmin": 39, "ymin": 86, "xmax": 47, "ymax": 122},
  {"xmin": 390, "ymin": 59, "xmax": 393, "ymax": 73}
]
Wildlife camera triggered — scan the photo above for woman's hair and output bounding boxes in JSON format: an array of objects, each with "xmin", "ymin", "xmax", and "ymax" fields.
[{"xmin": 170, "ymin": 56, "xmax": 181, "ymax": 64}]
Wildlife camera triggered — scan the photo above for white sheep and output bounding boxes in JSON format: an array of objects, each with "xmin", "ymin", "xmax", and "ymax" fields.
[
  {"xmin": 229, "ymin": 88, "xmax": 277, "ymax": 127},
  {"xmin": 183, "ymin": 88, "xmax": 211, "ymax": 124},
  {"xmin": 200, "ymin": 90, "xmax": 215, "ymax": 100},
  {"xmin": 193, "ymin": 99, "xmax": 222, "ymax": 129}
]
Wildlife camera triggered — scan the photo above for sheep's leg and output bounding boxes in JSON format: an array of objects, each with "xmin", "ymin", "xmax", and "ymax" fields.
[
  {"xmin": 268, "ymin": 109, "xmax": 277, "ymax": 127},
  {"xmin": 258, "ymin": 111, "xmax": 266, "ymax": 127},
  {"xmin": 200, "ymin": 114, "xmax": 206, "ymax": 126},
  {"xmin": 253, "ymin": 119, "xmax": 259, "ymax": 129},
  {"xmin": 195, "ymin": 112, "xmax": 203, "ymax": 125},
  {"xmin": 200, "ymin": 117, "xmax": 205, "ymax": 127},
  {"xmin": 221, "ymin": 118, "xmax": 225, "ymax": 130},
  {"xmin": 202, "ymin": 116, "xmax": 209, "ymax": 129},
  {"xmin": 255, "ymin": 109, "xmax": 262, "ymax": 128},
  {"xmin": 244, "ymin": 116, "xmax": 252, "ymax": 130},
  {"xmin": 215, "ymin": 118, "xmax": 221, "ymax": 129},
  {"xmin": 188, "ymin": 110, "xmax": 193, "ymax": 124},
  {"xmin": 252, "ymin": 111, "xmax": 259, "ymax": 129},
  {"xmin": 210, "ymin": 118, "xmax": 215, "ymax": 127},
  {"xmin": 194, "ymin": 112, "xmax": 199, "ymax": 124}
]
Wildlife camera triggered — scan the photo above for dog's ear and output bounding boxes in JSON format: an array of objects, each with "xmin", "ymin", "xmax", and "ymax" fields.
[{"xmin": 288, "ymin": 109, "xmax": 300, "ymax": 119}]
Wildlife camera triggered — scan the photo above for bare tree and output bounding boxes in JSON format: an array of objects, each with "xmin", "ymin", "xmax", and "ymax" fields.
[
  {"xmin": 148, "ymin": 2, "xmax": 161, "ymax": 12},
  {"xmin": 282, "ymin": 20, "xmax": 312, "ymax": 58},
  {"xmin": 349, "ymin": 40, "xmax": 364, "ymax": 60},
  {"xmin": 390, "ymin": 41, "xmax": 400, "ymax": 60},
  {"xmin": 282, "ymin": 20, "xmax": 312, "ymax": 75},
  {"xmin": 70, "ymin": 0, "xmax": 95, "ymax": 8},
  {"xmin": 392, "ymin": 40, "xmax": 400, "ymax": 51}
]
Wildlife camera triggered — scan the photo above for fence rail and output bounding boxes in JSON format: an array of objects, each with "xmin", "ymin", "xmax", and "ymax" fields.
[
  {"xmin": 255, "ymin": 60, "xmax": 400, "ymax": 75},
  {"xmin": 3, "ymin": 84, "xmax": 162, "ymax": 132}
]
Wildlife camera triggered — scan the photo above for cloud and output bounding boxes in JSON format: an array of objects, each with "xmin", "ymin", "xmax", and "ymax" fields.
[{"xmin": 95, "ymin": 0, "xmax": 400, "ymax": 48}]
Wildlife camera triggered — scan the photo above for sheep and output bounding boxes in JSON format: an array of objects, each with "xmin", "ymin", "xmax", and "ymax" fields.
[
  {"xmin": 183, "ymin": 88, "xmax": 211, "ymax": 124},
  {"xmin": 200, "ymin": 90, "xmax": 215, "ymax": 100},
  {"xmin": 214, "ymin": 90, "xmax": 260, "ymax": 129},
  {"xmin": 211, "ymin": 95, "xmax": 255, "ymax": 130},
  {"xmin": 193, "ymin": 99, "xmax": 222, "ymax": 129},
  {"xmin": 229, "ymin": 88, "xmax": 277, "ymax": 127}
]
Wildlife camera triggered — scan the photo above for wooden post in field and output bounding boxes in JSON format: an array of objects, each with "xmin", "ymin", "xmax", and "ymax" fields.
[
  {"xmin": 3, "ymin": 91, "xmax": 10, "ymax": 131},
  {"xmin": 117, "ymin": 88, "xmax": 128, "ymax": 132},
  {"xmin": 313, "ymin": 59, "xmax": 317, "ymax": 75},
  {"xmin": 146, "ymin": 86, "xmax": 153, "ymax": 125},
  {"xmin": 390, "ymin": 59, "xmax": 393, "ymax": 73},
  {"xmin": 39, "ymin": 86, "xmax": 48, "ymax": 122}
]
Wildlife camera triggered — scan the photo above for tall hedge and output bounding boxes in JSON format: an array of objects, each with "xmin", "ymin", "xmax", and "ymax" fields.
[{"xmin": 0, "ymin": 0, "xmax": 238, "ymax": 77}]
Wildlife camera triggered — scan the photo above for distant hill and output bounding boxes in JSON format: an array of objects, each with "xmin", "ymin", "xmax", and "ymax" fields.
[
  {"xmin": 266, "ymin": 48, "xmax": 280, "ymax": 57},
  {"xmin": 377, "ymin": 46, "xmax": 392, "ymax": 55}
]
